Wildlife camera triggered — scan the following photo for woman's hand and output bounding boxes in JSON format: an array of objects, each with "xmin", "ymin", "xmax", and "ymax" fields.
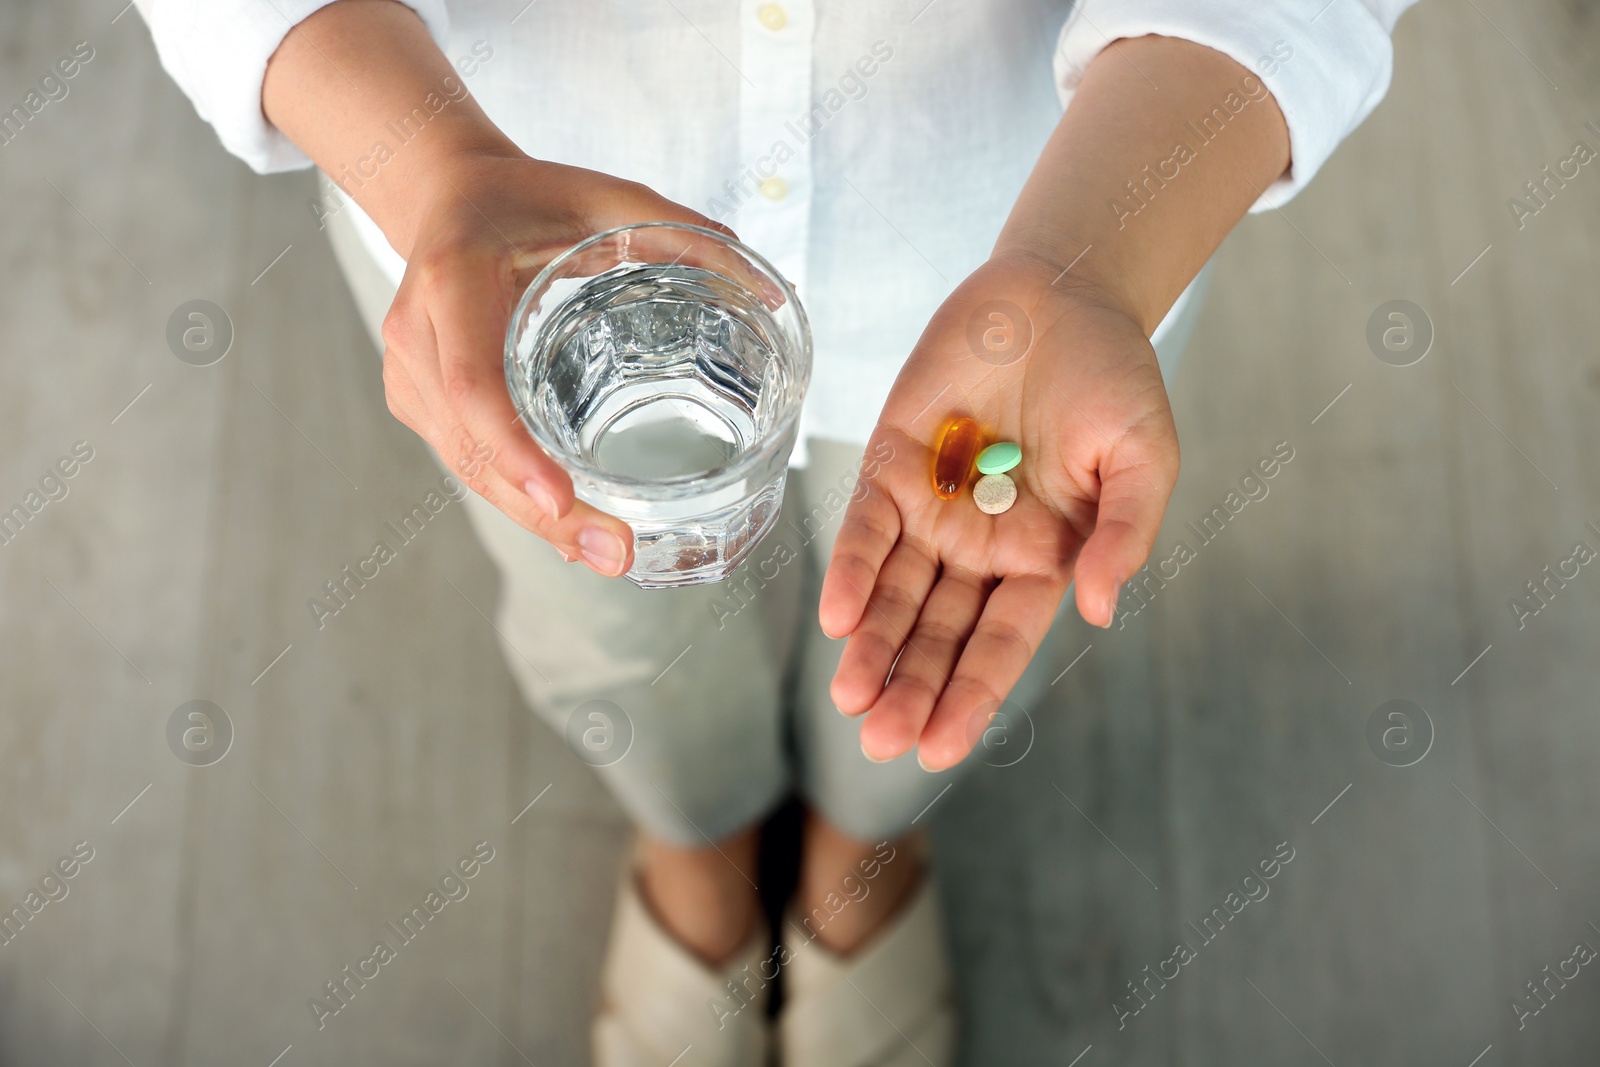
[
  {"xmin": 819, "ymin": 31, "xmax": 1291, "ymax": 771},
  {"xmin": 820, "ymin": 253, "xmax": 1179, "ymax": 769},
  {"xmin": 379, "ymin": 151, "xmax": 735, "ymax": 575},
  {"xmin": 263, "ymin": 0, "xmax": 736, "ymax": 575}
]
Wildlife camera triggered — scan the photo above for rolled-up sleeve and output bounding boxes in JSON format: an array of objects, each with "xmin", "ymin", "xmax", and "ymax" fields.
[
  {"xmin": 133, "ymin": 0, "xmax": 452, "ymax": 174},
  {"xmin": 1054, "ymin": 0, "xmax": 1417, "ymax": 210}
]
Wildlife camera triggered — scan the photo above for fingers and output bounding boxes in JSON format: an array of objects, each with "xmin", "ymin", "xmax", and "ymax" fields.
[
  {"xmin": 382, "ymin": 263, "xmax": 636, "ymax": 576},
  {"xmin": 828, "ymin": 542, "xmax": 937, "ymax": 716},
  {"xmin": 856, "ymin": 569, "xmax": 990, "ymax": 763},
  {"xmin": 1072, "ymin": 454, "xmax": 1176, "ymax": 627},
  {"xmin": 916, "ymin": 573, "xmax": 1068, "ymax": 771},
  {"xmin": 587, "ymin": 181, "xmax": 739, "ymax": 242},
  {"xmin": 818, "ymin": 474, "xmax": 902, "ymax": 638},
  {"xmin": 380, "ymin": 351, "xmax": 440, "ymax": 442},
  {"xmin": 422, "ymin": 248, "xmax": 580, "ymax": 515},
  {"xmin": 529, "ymin": 495, "xmax": 637, "ymax": 570}
]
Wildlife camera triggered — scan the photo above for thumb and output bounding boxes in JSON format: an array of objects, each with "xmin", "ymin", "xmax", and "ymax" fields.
[{"xmin": 1072, "ymin": 456, "xmax": 1176, "ymax": 627}]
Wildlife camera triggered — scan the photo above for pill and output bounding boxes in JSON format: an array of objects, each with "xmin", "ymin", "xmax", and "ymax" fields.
[
  {"xmin": 973, "ymin": 473, "xmax": 1017, "ymax": 515},
  {"xmin": 976, "ymin": 441, "xmax": 1021, "ymax": 475},
  {"xmin": 932, "ymin": 416, "xmax": 981, "ymax": 499}
]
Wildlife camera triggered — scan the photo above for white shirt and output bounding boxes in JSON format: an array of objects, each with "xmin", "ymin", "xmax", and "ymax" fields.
[{"xmin": 136, "ymin": 0, "xmax": 1415, "ymax": 450}]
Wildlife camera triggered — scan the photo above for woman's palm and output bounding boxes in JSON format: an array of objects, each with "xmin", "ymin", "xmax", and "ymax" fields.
[{"xmin": 819, "ymin": 257, "xmax": 1180, "ymax": 769}]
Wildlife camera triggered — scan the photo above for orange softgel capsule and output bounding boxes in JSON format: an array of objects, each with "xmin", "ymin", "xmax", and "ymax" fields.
[{"xmin": 932, "ymin": 416, "xmax": 981, "ymax": 499}]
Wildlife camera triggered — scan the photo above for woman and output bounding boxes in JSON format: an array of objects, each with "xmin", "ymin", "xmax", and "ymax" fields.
[{"xmin": 138, "ymin": 1, "xmax": 1413, "ymax": 1062}]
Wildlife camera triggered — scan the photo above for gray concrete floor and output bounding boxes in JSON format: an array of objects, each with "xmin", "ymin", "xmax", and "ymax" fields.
[{"xmin": 3, "ymin": 1, "xmax": 1600, "ymax": 1065}]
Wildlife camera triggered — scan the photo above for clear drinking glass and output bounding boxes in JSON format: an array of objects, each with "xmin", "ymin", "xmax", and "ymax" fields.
[{"xmin": 506, "ymin": 222, "xmax": 811, "ymax": 589}]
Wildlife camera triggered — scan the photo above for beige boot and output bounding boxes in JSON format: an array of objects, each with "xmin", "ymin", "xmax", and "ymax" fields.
[
  {"xmin": 778, "ymin": 878, "xmax": 956, "ymax": 1066},
  {"xmin": 593, "ymin": 867, "xmax": 773, "ymax": 1067}
]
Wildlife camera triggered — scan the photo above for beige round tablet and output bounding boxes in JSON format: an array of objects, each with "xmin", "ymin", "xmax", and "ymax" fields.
[{"xmin": 973, "ymin": 473, "xmax": 1016, "ymax": 515}]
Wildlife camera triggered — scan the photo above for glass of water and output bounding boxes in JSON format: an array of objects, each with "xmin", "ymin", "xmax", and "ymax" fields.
[{"xmin": 506, "ymin": 222, "xmax": 811, "ymax": 589}]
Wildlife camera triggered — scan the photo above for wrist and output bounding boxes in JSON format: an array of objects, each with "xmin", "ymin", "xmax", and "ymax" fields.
[
  {"xmin": 993, "ymin": 35, "xmax": 1289, "ymax": 339},
  {"xmin": 340, "ymin": 123, "xmax": 528, "ymax": 260},
  {"xmin": 262, "ymin": 0, "xmax": 530, "ymax": 259},
  {"xmin": 985, "ymin": 246, "xmax": 1148, "ymax": 336}
]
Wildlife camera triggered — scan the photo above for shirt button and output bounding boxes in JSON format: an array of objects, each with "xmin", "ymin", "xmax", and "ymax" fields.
[
  {"xmin": 759, "ymin": 176, "xmax": 789, "ymax": 201},
  {"xmin": 757, "ymin": 3, "xmax": 787, "ymax": 31}
]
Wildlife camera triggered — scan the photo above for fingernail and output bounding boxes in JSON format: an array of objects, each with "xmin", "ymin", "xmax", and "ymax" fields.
[
  {"xmin": 862, "ymin": 745, "xmax": 892, "ymax": 764},
  {"xmin": 524, "ymin": 479, "xmax": 559, "ymax": 521},
  {"xmin": 916, "ymin": 752, "xmax": 936, "ymax": 773},
  {"xmin": 578, "ymin": 527, "xmax": 627, "ymax": 576},
  {"xmin": 1102, "ymin": 574, "xmax": 1126, "ymax": 629}
]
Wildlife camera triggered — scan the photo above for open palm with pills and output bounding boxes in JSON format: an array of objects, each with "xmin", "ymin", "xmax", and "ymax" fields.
[{"xmin": 819, "ymin": 253, "xmax": 1181, "ymax": 770}]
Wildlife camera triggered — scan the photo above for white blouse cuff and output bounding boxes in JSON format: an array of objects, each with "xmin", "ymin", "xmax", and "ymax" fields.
[
  {"xmin": 1054, "ymin": 0, "xmax": 1401, "ymax": 211},
  {"xmin": 139, "ymin": 0, "xmax": 452, "ymax": 175}
]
